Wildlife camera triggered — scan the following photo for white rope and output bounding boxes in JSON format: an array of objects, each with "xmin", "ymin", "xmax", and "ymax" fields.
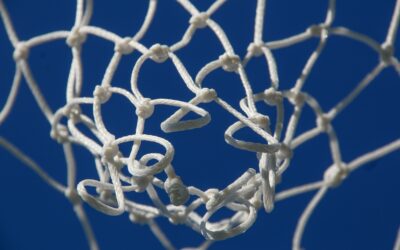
[{"xmin": 0, "ymin": 0, "xmax": 399, "ymax": 249}]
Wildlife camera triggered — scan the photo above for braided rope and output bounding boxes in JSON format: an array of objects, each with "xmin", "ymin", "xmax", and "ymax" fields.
[{"xmin": 1, "ymin": 0, "xmax": 399, "ymax": 249}]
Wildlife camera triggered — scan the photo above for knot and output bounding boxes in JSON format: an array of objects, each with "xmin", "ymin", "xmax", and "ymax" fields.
[
  {"xmin": 287, "ymin": 90, "xmax": 306, "ymax": 107},
  {"xmin": 132, "ymin": 175, "xmax": 153, "ymax": 192},
  {"xmin": 219, "ymin": 53, "xmax": 241, "ymax": 72},
  {"xmin": 250, "ymin": 193, "xmax": 262, "ymax": 210},
  {"xmin": 250, "ymin": 113, "xmax": 270, "ymax": 129},
  {"xmin": 264, "ymin": 87, "xmax": 283, "ymax": 106},
  {"xmin": 316, "ymin": 114, "xmax": 331, "ymax": 132},
  {"xmin": 135, "ymin": 98, "xmax": 154, "ymax": 119},
  {"xmin": 64, "ymin": 188, "xmax": 81, "ymax": 205},
  {"xmin": 66, "ymin": 27, "xmax": 87, "ymax": 47},
  {"xmin": 149, "ymin": 44, "xmax": 170, "ymax": 63},
  {"xmin": 129, "ymin": 212, "xmax": 151, "ymax": 225},
  {"xmin": 189, "ymin": 12, "xmax": 209, "ymax": 29},
  {"xmin": 307, "ymin": 24, "xmax": 328, "ymax": 38},
  {"xmin": 247, "ymin": 42, "xmax": 264, "ymax": 57},
  {"xmin": 168, "ymin": 211, "xmax": 188, "ymax": 225},
  {"xmin": 197, "ymin": 88, "xmax": 217, "ymax": 103},
  {"xmin": 93, "ymin": 85, "xmax": 112, "ymax": 104},
  {"xmin": 65, "ymin": 104, "xmax": 81, "ymax": 122},
  {"xmin": 277, "ymin": 143, "xmax": 293, "ymax": 160},
  {"xmin": 203, "ymin": 188, "xmax": 219, "ymax": 203},
  {"xmin": 380, "ymin": 43, "xmax": 394, "ymax": 65},
  {"xmin": 205, "ymin": 192, "xmax": 224, "ymax": 211},
  {"xmin": 102, "ymin": 142, "xmax": 120, "ymax": 164},
  {"xmin": 50, "ymin": 124, "xmax": 69, "ymax": 144},
  {"xmin": 164, "ymin": 176, "xmax": 189, "ymax": 206},
  {"xmin": 323, "ymin": 164, "xmax": 348, "ymax": 188},
  {"xmin": 114, "ymin": 37, "xmax": 134, "ymax": 55},
  {"xmin": 13, "ymin": 42, "xmax": 29, "ymax": 61}
]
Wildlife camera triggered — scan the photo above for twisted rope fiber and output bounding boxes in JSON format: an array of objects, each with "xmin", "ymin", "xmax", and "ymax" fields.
[{"xmin": 0, "ymin": 0, "xmax": 400, "ymax": 249}]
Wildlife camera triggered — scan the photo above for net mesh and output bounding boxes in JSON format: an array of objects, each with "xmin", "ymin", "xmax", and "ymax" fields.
[{"xmin": 0, "ymin": 0, "xmax": 399, "ymax": 249}]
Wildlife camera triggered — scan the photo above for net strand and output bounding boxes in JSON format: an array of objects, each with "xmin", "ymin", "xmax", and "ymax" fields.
[{"xmin": 0, "ymin": 0, "xmax": 399, "ymax": 249}]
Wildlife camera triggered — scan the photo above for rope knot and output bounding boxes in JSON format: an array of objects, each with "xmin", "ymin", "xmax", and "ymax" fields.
[
  {"xmin": 129, "ymin": 212, "xmax": 152, "ymax": 225},
  {"xmin": 380, "ymin": 43, "xmax": 394, "ymax": 65},
  {"xmin": 50, "ymin": 124, "xmax": 69, "ymax": 144},
  {"xmin": 13, "ymin": 42, "xmax": 29, "ymax": 61},
  {"xmin": 197, "ymin": 88, "xmax": 217, "ymax": 103},
  {"xmin": 164, "ymin": 176, "xmax": 189, "ymax": 206},
  {"xmin": 247, "ymin": 42, "xmax": 264, "ymax": 57},
  {"xmin": 65, "ymin": 104, "xmax": 82, "ymax": 122},
  {"xmin": 307, "ymin": 24, "xmax": 328, "ymax": 38},
  {"xmin": 316, "ymin": 114, "xmax": 331, "ymax": 132},
  {"xmin": 323, "ymin": 163, "xmax": 348, "ymax": 188},
  {"xmin": 149, "ymin": 44, "xmax": 170, "ymax": 63},
  {"xmin": 277, "ymin": 143, "xmax": 293, "ymax": 160},
  {"xmin": 250, "ymin": 113, "xmax": 270, "ymax": 129},
  {"xmin": 93, "ymin": 85, "xmax": 112, "ymax": 104},
  {"xmin": 189, "ymin": 12, "xmax": 209, "ymax": 29},
  {"xmin": 132, "ymin": 174, "xmax": 153, "ymax": 192},
  {"xmin": 219, "ymin": 53, "xmax": 240, "ymax": 72},
  {"xmin": 264, "ymin": 87, "xmax": 283, "ymax": 106},
  {"xmin": 102, "ymin": 141, "xmax": 120, "ymax": 164},
  {"xmin": 287, "ymin": 90, "xmax": 306, "ymax": 107},
  {"xmin": 114, "ymin": 37, "xmax": 134, "ymax": 55},
  {"xmin": 66, "ymin": 27, "xmax": 87, "ymax": 47},
  {"xmin": 135, "ymin": 98, "xmax": 154, "ymax": 119}
]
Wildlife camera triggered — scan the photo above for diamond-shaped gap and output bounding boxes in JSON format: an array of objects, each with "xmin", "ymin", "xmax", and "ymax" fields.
[
  {"xmin": 91, "ymin": 0, "xmax": 149, "ymax": 38},
  {"xmin": 303, "ymin": 34, "xmax": 379, "ymax": 112},
  {"xmin": 334, "ymin": 0, "xmax": 396, "ymax": 43},
  {"xmin": 78, "ymin": 35, "xmax": 116, "ymax": 98},
  {"xmin": 175, "ymin": 18, "xmax": 233, "ymax": 74},
  {"xmin": 138, "ymin": 0, "xmax": 191, "ymax": 46},
  {"xmin": 0, "ymin": 75, "xmax": 69, "ymax": 185},
  {"xmin": 27, "ymin": 39, "xmax": 72, "ymax": 111},
  {"xmin": 211, "ymin": 0, "xmax": 256, "ymax": 54},
  {"xmin": 331, "ymin": 66, "xmax": 400, "ymax": 165},
  {"xmin": 264, "ymin": 0, "xmax": 328, "ymax": 42},
  {"xmin": 274, "ymin": 99, "xmax": 332, "ymax": 189},
  {"xmin": 128, "ymin": 56, "xmax": 194, "ymax": 101},
  {"xmin": 259, "ymin": 38, "xmax": 322, "ymax": 92},
  {"xmin": 97, "ymin": 90, "xmax": 138, "ymax": 139},
  {"xmin": 4, "ymin": 0, "xmax": 74, "ymax": 40}
]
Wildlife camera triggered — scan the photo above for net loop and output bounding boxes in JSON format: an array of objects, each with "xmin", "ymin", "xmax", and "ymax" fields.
[
  {"xmin": 200, "ymin": 197, "xmax": 257, "ymax": 241},
  {"xmin": 117, "ymin": 134, "xmax": 175, "ymax": 177}
]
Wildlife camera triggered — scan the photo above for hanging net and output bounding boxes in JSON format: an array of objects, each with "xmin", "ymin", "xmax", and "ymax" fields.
[{"xmin": 0, "ymin": 0, "xmax": 399, "ymax": 249}]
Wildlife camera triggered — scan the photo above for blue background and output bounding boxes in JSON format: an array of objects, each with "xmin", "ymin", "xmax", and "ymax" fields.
[{"xmin": 0, "ymin": 0, "xmax": 399, "ymax": 249}]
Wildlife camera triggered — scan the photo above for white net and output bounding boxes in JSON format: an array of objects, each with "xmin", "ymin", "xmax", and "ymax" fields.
[{"xmin": 0, "ymin": 0, "xmax": 399, "ymax": 249}]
